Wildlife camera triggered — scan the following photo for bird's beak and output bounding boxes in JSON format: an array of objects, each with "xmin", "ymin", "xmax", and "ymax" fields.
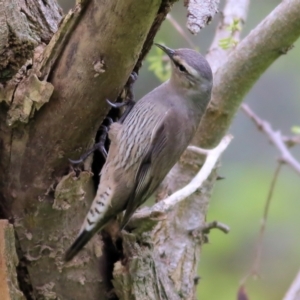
[{"xmin": 155, "ymin": 43, "xmax": 175, "ymax": 60}]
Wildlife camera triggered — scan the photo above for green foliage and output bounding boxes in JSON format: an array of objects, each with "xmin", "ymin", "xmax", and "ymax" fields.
[
  {"xmin": 218, "ymin": 19, "xmax": 241, "ymax": 50},
  {"xmin": 218, "ymin": 37, "xmax": 238, "ymax": 50},
  {"xmin": 147, "ymin": 45, "xmax": 171, "ymax": 82},
  {"xmin": 228, "ymin": 19, "xmax": 242, "ymax": 33},
  {"xmin": 291, "ymin": 125, "xmax": 300, "ymax": 134}
]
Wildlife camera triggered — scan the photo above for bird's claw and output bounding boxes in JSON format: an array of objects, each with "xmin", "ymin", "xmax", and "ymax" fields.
[
  {"xmin": 128, "ymin": 71, "xmax": 138, "ymax": 84},
  {"xmin": 106, "ymin": 99, "xmax": 127, "ymax": 108},
  {"xmin": 69, "ymin": 125, "xmax": 110, "ymax": 165},
  {"xmin": 68, "ymin": 158, "xmax": 85, "ymax": 165}
]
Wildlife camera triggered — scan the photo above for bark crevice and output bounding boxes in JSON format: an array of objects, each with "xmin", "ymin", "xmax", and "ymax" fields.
[{"xmin": 0, "ymin": 0, "xmax": 179, "ymax": 298}]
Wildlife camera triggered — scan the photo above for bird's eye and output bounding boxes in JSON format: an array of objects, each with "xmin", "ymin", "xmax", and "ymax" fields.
[{"xmin": 178, "ymin": 64, "xmax": 187, "ymax": 72}]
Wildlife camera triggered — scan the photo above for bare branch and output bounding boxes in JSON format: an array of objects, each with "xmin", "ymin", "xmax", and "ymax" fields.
[
  {"xmin": 166, "ymin": 14, "xmax": 197, "ymax": 49},
  {"xmin": 282, "ymin": 135, "xmax": 300, "ymax": 148},
  {"xmin": 188, "ymin": 221, "xmax": 230, "ymax": 244},
  {"xmin": 206, "ymin": 0, "xmax": 250, "ymax": 73},
  {"xmin": 197, "ymin": 0, "xmax": 300, "ymax": 149},
  {"xmin": 184, "ymin": 0, "xmax": 220, "ymax": 35},
  {"xmin": 187, "ymin": 145, "xmax": 211, "ymax": 155},
  {"xmin": 241, "ymin": 104, "xmax": 300, "ymax": 175},
  {"xmin": 283, "ymin": 270, "xmax": 300, "ymax": 300},
  {"xmin": 131, "ymin": 135, "xmax": 232, "ymax": 224},
  {"xmin": 200, "ymin": 220, "xmax": 230, "ymax": 234},
  {"xmin": 155, "ymin": 134, "xmax": 232, "ymax": 212},
  {"xmin": 241, "ymin": 163, "xmax": 282, "ymax": 285}
]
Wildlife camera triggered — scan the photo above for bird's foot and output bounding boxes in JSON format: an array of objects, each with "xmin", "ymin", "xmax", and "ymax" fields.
[
  {"xmin": 106, "ymin": 72, "xmax": 137, "ymax": 123},
  {"xmin": 69, "ymin": 123, "xmax": 112, "ymax": 165},
  {"xmin": 106, "ymin": 97, "xmax": 135, "ymax": 122},
  {"xmin": 106, "ymin": 99, "xmax": 127, "ymax": 109}
]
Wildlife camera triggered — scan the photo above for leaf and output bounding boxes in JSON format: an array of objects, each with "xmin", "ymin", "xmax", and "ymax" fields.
[
  {"xmin": 227, "ymin": 18, "xmax": 241, "ymax": 33},
  {"xmin": 146, "ymin": 45, "xmax": 171, "ymax": 82},
  {"xmin": 291, "ymin": 126, "xmax": 300, "ymax": 134}
]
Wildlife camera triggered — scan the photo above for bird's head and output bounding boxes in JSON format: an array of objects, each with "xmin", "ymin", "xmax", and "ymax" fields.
[{"xmin": 155, "ymin": 43, "xmax": 213, "ymax": 97}]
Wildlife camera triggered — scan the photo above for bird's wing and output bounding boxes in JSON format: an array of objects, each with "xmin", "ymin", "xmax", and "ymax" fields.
[{"xmin": 120, "ymin": 110, "xmax": 171, "ymax": 229}]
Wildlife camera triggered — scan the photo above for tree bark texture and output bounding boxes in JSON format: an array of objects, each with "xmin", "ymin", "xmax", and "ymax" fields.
[
  {"xmin": 0, "ymin": 0, "xmax": 177, "ymax": 299},
  {"xmin": 0, "ymin": 0, "xmax": 63, "ymax": 82},
  {"xmin": 0, "ymin": 220, "xmax": 25, "ymax": 300},
  {"xmin": 1, "ymin": 0, "xmax": 300, "ymax": 299}
]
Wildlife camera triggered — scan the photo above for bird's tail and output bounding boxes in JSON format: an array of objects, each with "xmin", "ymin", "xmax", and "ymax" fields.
[
  {"xmin": 64, "ymin": 214, "xmax": 110, "ymax": 262},
  {"xmin": 64, "ymin": 229, "xmax": 94, "ymax": 262}
]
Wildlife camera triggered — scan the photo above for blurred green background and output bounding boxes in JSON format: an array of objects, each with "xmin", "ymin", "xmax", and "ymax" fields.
[{"xmin": 58, "ymin": 1, "xmax": 300, "ymax": 299}]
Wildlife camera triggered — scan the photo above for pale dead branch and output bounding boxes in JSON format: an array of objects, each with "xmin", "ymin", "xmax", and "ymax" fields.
[
  {"xmin": 283, "ymin": 270, "xmax": 300, "ymax": 300},
  {"xmin": 132, "ymin": 134, "xmax": 232, "ymax": 221}
]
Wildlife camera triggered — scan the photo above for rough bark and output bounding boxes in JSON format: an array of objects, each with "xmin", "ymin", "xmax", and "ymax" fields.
[
  {"xmin": 0, "ymin": 0, "xmax": 177, "ymax": 299},
  {"xmin": 0, "ymin": 0, "xmax": 62, "ymax": 82},
  {"xmin": 1, "ymin": 0, "xmax": 300, "ymax": 299},
  {"xmin": 0, "ymin": 220, "xmax": 25, "ymax": 300}
]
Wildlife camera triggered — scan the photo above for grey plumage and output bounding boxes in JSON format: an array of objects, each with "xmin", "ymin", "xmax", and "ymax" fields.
[{"xmin": 65, "ymin": 44, "xmax": 213, "ymax": 261}]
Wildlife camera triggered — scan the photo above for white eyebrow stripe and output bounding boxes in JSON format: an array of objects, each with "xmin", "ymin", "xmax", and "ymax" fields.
[{"xmin": 173, "ymin": 56, "xmax": 199, "ymax": 78}]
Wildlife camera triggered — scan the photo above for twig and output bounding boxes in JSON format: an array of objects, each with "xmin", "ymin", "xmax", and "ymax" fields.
[
  {"xmin": 184, "ymin": 0, "xmax": 220, "ymax": 35},
  {"xmin": 152, "ymin": 134, "xmax": 233, "ymax": 213},
  {"xmin": 206, "ymin": 0, "xmax": 250, "ymax": 73},
  {"xmin": 282, "ymin": 135, "xmax": 300, "ymax": 148},
  {"xmin": 201, "ymin": 221, "xmax": 230, "ymax": 234},
  {"xmin": 241, "ymin": 104, "xmax": 300, "ymax": 175},
  {"xmin": 240, "ymin": 163, "xmax": 282, "ymax": 284},
  {"xmin": 187, "ymin": 145, "xmax": 210, "ymax": 155},
  {"xmin": 283, "ymin": 270, "xmax": 300, "ymax": 300},
  {"xmin": 130, "ymin": 135, "xmax": 233, "ymax": 226},
  {"xmin": 189, "ymin": 221, "xmax": 230, "ymax": 243},
  {"xmin": 166, "ymin": 14, "xmax": 197, "ymax": 49},
  {"xmin": 252, "ymin": 163, "xmax": 282, "ymax": 277}
]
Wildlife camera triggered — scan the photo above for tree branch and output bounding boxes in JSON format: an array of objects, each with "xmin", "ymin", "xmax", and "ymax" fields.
[
  {"xmin": 240, "ymin": 162, "xmax": 282, "ymax": 286},
  {"xmin": 166, "ymin": 14, "xmax": 197, "ymax": 48},
  {"xmin": 197, "ymin": 0, "xmax": 300, "ymax": 148},
  {"xmin": 131, "ymin": 135, "xmax": 232, "ymax": 224},
  {"xmin": 154, "ymin": 135, "xmax": 232, "ymax": 212},
  {"xmin": 282, "ymin": 135, "xmax": 300, "ymax": 148},
  {"xmin": 241, "ymin": 104, "xmax": 300, "ymax": 175},
  {"xmin": 206, "ymin": 0, "xmax": 250, "ymax": 73},
  {"xmin": 283, "ymin": 270, "xmax": 300, "ymax": 300},
  {"xmin": 156, "ymin": 2, "xmax": 300, "ymax": 298}
]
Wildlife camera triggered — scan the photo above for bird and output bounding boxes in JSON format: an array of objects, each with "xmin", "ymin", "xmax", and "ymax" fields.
[{"xmin": 65, "ymin": 43, "xmax": 213, "ymax": 262}]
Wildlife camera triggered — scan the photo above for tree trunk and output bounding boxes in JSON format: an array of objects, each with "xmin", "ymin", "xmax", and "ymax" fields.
[
  {"xmin": 0, "ymin": 0, "xmax": 176, "ymax": 298},
  {"xmin": 1, "ymin": 0, "xmax": 300, "ymax": 299}
]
